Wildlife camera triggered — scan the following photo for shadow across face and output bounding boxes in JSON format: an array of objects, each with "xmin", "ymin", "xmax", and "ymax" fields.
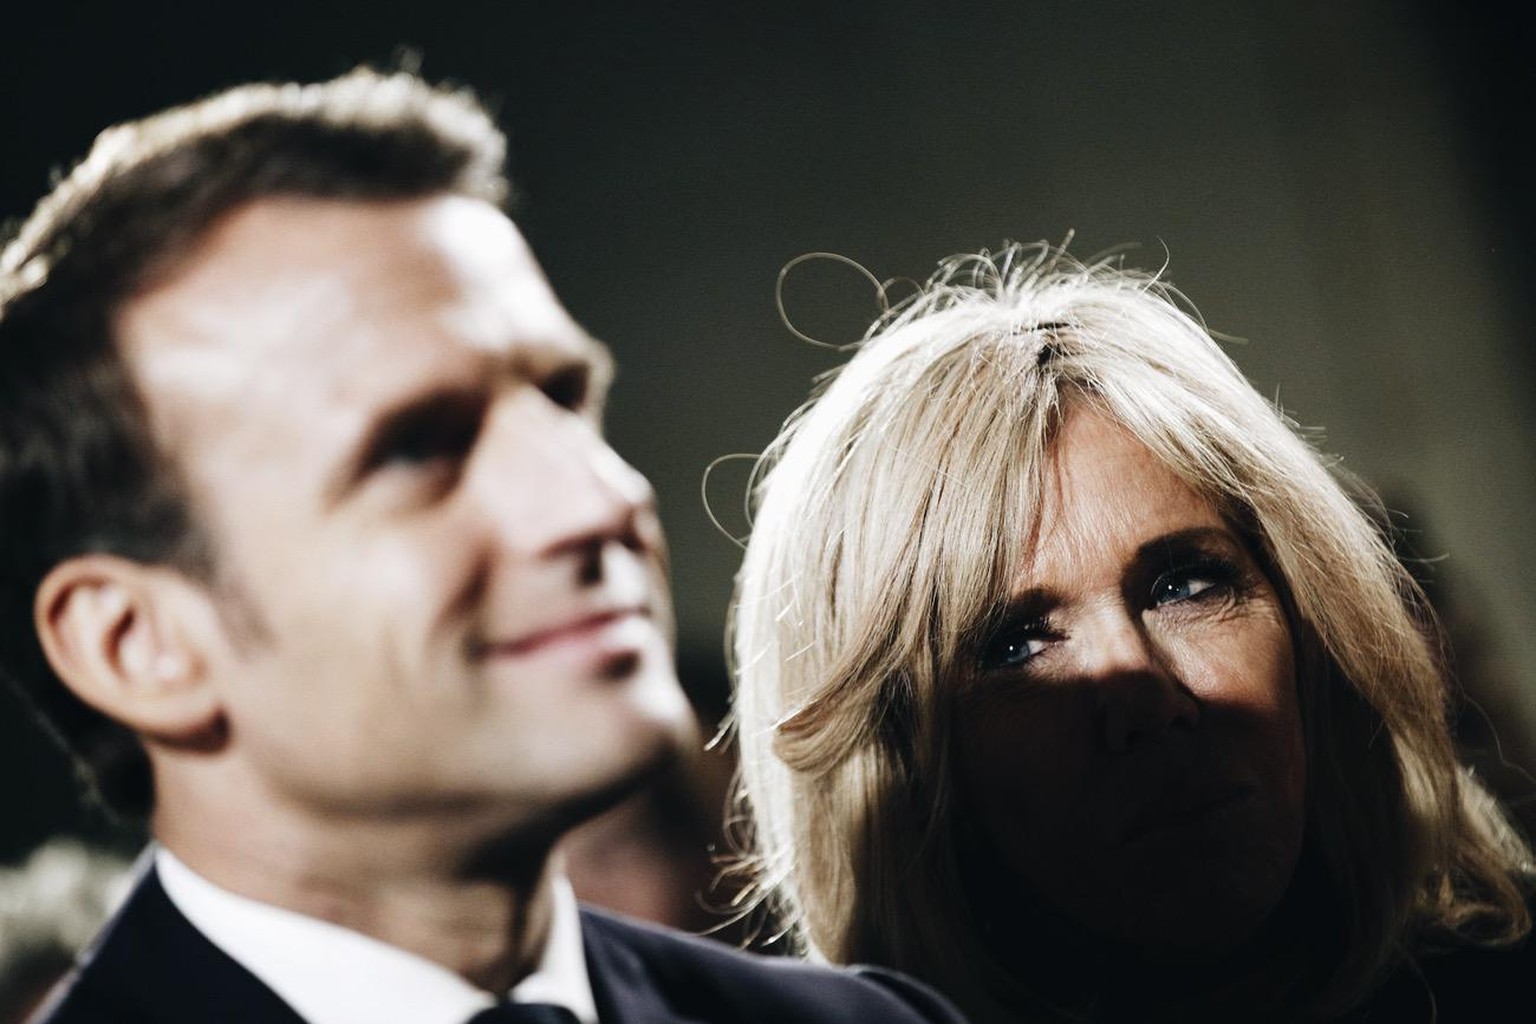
[{"xmin": 954, "ymin": 406, "xmax": 1307, "ymax": 961}]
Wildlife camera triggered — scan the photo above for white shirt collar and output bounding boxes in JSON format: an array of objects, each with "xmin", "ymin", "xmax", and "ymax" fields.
[{"xmin": 154, "ymin": 847, "xmax": 597, "ymax": 1024}]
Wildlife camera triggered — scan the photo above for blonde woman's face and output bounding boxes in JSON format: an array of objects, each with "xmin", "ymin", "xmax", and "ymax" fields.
[{"xmin": 955, "ymin": 405, "xmax": 1306, "ymax": 952}]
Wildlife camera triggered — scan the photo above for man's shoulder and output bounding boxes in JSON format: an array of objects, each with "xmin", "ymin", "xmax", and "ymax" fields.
[
  {"xmin": 25, "ymin": 966, "xmax": 129, "ymax": 1024},
  {"xmin": 27, "ymin": 867, "xmax": 303, "ymax": 1024},
  {"xmin": 578, "ymin": 905, "xmax": 966, "ymax": 1024},
  {"xmin": 27, "ymin": 866, "xmax": 165, "ymax": 1024}
]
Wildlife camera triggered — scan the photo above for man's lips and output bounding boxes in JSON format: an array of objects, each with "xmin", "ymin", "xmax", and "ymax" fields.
[{"xmin": 476, "ymin": 606, "xmax": 654, "ymax": 659}]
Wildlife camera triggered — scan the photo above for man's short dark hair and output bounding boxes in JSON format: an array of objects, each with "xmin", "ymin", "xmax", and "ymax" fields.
[{"xmin": 0, "ymin": 67, "xmax": 511, "ymax": 817}]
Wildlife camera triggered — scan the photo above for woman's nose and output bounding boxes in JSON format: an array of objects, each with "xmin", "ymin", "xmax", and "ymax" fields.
[{"xmin": 1079, "ymin": 611, "xmax": 1201, "ymax": 755}]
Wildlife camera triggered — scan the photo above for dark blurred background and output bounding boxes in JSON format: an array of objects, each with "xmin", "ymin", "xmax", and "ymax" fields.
[{"xmin": 3, "ymin": 0, "xmax": 1533, "ymax": 908}]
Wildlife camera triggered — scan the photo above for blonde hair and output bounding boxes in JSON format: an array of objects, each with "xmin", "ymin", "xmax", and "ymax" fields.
[{"xmin": 729, "ymin": 244, "xmax": 1532, "ymax": 1019}]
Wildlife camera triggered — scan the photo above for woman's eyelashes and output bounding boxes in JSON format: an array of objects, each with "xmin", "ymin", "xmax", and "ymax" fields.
[
  {"xmin": 1149, "ymin": 555, "xmax": 1244, "ymax": 610},
  {"xmin": 978, "ymin": 554, "xmax": 1251, "ymax": 672},
  {"xmin": 980, "ymin": 615, "xmax": 1057, "ymax": 671}
]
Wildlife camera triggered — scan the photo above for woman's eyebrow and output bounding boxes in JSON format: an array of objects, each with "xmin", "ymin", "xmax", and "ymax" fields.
[
  {"xmin": 989, "ymin": 585, "xmax": 1058, "ymax": 625},
  {"xmin": 1134, "ymin": 526, "xmax": 1236, "ymax": 563}
]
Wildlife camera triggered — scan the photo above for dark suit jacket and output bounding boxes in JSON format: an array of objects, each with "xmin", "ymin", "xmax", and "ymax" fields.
[{"xmin": 31, "ymin": 868, "xmax": 966, "ymax": 1024}]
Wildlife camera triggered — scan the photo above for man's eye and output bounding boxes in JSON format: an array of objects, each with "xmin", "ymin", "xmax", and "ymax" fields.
[
  {"xmin": 980, "ymin": 617, "xmax": 1054, "ymax": 671},
  {"xmin": 541, "ymin": 366, "xmax": 589, "ymax": 411},
  {"xmin": 380, "ymin": 415, "xmax": 479, "ymax": 467}
]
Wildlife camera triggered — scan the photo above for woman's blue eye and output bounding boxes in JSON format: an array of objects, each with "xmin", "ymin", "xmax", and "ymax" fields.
[
  {"xmin": 1155, "ymin": 574, "xmax": 1211, "ymax": 604},
  {"xmin": 981, "ymin": 618, "xmax": 1052, "ymax": 670},
  {"xmin": 1151, "ymin": 561, "xmax": 1235, "ymax": 607}
]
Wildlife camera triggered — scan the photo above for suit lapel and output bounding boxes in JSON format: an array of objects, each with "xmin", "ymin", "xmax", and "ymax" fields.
[
  {"xmin": 580, "ymin": 909, "xmax": 694, "ymax": 1024},
  {"xmin": 62, "ymin": 866, "xmax": 308, "ymax": 1023}
]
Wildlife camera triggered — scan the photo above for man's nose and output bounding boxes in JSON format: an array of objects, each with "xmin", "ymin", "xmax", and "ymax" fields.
[
  {"xmin": 469, "ymin": 391, "xmax": 657, "ymax": 559},
  {"xmin": 1078, "ymin": 609, "xmax": 1200, "ymax": 755}
]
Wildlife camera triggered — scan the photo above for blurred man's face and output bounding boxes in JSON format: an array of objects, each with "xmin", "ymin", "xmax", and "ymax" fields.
[{"xmin": 119, "ymin": 195, "xmax": 694, "ymax": 833}]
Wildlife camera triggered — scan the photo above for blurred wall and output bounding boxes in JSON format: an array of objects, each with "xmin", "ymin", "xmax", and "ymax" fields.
[{"xmin": 3, "ymin": 0, "xmax": 1532, "ymax": 858}]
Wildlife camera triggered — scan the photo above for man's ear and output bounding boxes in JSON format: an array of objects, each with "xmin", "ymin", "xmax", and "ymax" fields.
[{"xmin": 34, "ymin": 554, "xmax": 223, "ymax": 744}]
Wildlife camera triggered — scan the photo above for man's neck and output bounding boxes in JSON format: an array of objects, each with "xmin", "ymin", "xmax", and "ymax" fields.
[{"xmin": 154, "ymin": 802, "xmax": 562, "ymax": 994}]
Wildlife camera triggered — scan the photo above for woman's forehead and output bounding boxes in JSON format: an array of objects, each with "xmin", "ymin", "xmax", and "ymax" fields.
[{"xmin": 1014, "ymin": 412, "xmax": 1219, "ymax": 577}]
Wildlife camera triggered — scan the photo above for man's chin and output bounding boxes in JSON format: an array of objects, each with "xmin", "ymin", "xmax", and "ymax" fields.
[
  {"xmin": 599, "ymin": 666, "xmax": 700, "ymax": 794},
  {"xmin": 580, "ymin": 721, "xmax": 691, "ymax": 815},
  {"xmin": 555, "ymin": 697, "xmax": 697, "ymax": 820},
  {"xmin": 458, "ymin": 734, "xmax": 690, "ymax": 882}
]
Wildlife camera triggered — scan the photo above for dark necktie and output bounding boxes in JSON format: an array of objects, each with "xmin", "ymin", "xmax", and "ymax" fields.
[{"xmin": 463, "ymin": 1003, "xmax": 582, "ymax": 1024}]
